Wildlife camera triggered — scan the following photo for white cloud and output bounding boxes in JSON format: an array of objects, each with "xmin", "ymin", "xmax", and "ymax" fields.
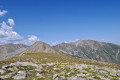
[
  {"xmin": 0, "ymin": 20, "xmax": 23, "ymax": 44},
  {"xmin": 0, "ymin": 10, "xmax": 7, "ymax": 17},
  {"xmin": 0, "ymin": 20, "xmax": 40, "ymax": 45},
  {"xmin": 0, "ymin": 9, "xmax": 40, "ymax": 45},
  {"xmin": 28, "ymin": 35, "xmax": 40, "ymax": 42},
  {"xmin": 7, "ymin": 18, "xmax": 15, "ymax": 26},
  {"xmin": 20, "ymin": 35, "xmax": 40, "ymax": 45}
]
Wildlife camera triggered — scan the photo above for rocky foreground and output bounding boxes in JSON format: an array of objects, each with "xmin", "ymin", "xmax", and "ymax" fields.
[
  {"xmin": 0, "ymin": 52, "xmax": 120, "ymax": 80},
  {"xmin": 0, "ymin": 62, "xmax": 120, "ymax": 80}
]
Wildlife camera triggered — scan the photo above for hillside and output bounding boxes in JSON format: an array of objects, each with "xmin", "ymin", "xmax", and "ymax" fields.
[
  {"xmin": 0, "ymin": 52, "xmax": 120, "ymax": 80},
  {"xmin": 53, "ymin": 40, "xmax": 120, "ymax": 64},
  {"xmin": 0, "ymin": 44, "xmax": 28, "ymax": 60}
]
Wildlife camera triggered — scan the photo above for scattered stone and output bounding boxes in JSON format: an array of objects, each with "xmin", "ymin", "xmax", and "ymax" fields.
[
  {"xmin": 8, "ymin": 67, "xmax": 18, "ymax": 71},
  {"xmin": 0, "ymin": 62, "xmax": 120, "ymax": 80},
  {"xmin": 77, "ymin": 73, "xmax": 86, "ymax": 77},
  {"xmin": 0, "ymin": 72, "xmax": 15, "ymax": 79},
  {"xmin": 10, "ymin": 62, "xmax": 39, "ymax": 68},
  {"xmin": 0, "ymin": 69, "xmax": 6, "ymax": 74},
  {"xmin": 36, "ymin": 73, "xmax": 45, "ymax": 79},
  {"xmin": 67, "ymin": 72, "xmax": 71, "ymax": 76},
  {"xmin": 53, "ymin": 74, "xmax": 59, "ymax": 80},
  {"xmin": 35, "ymin": 69, "xmax": 43, "ymax": 72},
  {"xmin": 47, "ymin": 63, "xmax": 55, "ymax": 66},
  {"xmin": 13, "ymin": 71, "xmax": 27, "ymax": 80},
  {"xmin": 67, "ymin": 76, "xmax": 83, "ymax": 80},
  {"xmin": 2, "ymin": 65, "xmax": 11, "ymax": 69},
  {"xmin": 61, "ymin": 76, "xmax": 65, "ymax": 79},
  {"xmin": 53, "ymin": 68, "xmax": 59, "ymax": 70}
]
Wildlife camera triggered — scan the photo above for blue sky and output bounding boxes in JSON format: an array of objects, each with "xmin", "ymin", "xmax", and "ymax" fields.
[{"xmin": 0, "ymin": 0, "xmax": 120, "ymax": 45}]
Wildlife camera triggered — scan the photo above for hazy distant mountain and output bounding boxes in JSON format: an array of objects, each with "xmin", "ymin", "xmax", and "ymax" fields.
[
  {"xmin": 23, "ymin": 41, "xmax": 58, "ymax": 54},
  {"xmin": 1, "ymin": 40, "xmax": 120, "ymax": 64},
  {"xmin": 53, "ymin": 40, "xmax": 120, "ymax": 64},
  {"xmin": 0, "ymin": 43, "xmax": 28, "ymax": 60}
]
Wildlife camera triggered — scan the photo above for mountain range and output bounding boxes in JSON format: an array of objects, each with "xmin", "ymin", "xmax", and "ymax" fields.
[
  {"xmin": 53, "ymin": 40, "xmax": 120, "ymax": 64},
  {"xmin": 0, "ymin": 40, "xmax": 120, "ymax": 64},
  {"xmin": 0, "ymin": 44, "xmax": 28, "ymax": 60}
]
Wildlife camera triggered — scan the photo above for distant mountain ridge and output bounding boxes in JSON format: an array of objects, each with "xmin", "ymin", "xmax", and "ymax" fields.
[
  {"xmin": 53, "ymin": 40, "xmax": 120, "ymax": 64},
  {"xmin": 0, "ymin": 43, "xmax": 28, "ymax": 60},
  {"xmin": 0, "ymin": 40, "xmax": 120, "ymax": 64}
]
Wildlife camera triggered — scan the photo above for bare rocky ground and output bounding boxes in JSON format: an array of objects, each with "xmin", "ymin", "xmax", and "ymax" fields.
[
  {"xmin": 0, "ymin": 53, "xmax": 120, "ymax": 80},
  {"xmin": 0, "ymin": 62, "xmax": 120, "ymax": 80}
]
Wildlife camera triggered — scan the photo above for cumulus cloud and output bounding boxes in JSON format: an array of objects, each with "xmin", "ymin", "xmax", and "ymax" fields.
[
  {"xmin": 0, "ymin": 10, "xmax": 40, "ymax": 45},
  {"xmin": 28, "ymin": 35, "xmax": 40, "ymax": 42},
  {"xmin": 0, "ymin": 19, "xmax": 40, "ymax": 45},
  {"xmin": 0, "ymin": 19, "xmax": 23, "ymax": 44},
  {"xmin": 0, "ymin": 10, "xmax": 7, "ymax": 17},
  {"xmin": 21, "ymin": 35, "xmax": 40, "ymax": 45},
  {"xmin": 7, "ymin": 18, "xmax": 15, "ymax": 26}
]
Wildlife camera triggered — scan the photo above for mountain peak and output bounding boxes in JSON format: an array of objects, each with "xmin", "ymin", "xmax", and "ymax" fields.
[
  {"xmin": 34, "ymin": 41, "xmax": 45, "ymax": 44},
  {"xmin": 23, "ymin": 41, "xmax": 57, "ymax": 54}
]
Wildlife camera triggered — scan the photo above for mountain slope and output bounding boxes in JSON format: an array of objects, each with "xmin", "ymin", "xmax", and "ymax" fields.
[
  {"xmin": 0, "ymin": 43, "xmax": 28, "ymax": 60},
  {"xmin": 23, "ymin": 41, "xmax": 57, "ymax": 54},
  {"xmin": 53, "ymin": 40, "xmax": 120, "ymax": 64}
]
